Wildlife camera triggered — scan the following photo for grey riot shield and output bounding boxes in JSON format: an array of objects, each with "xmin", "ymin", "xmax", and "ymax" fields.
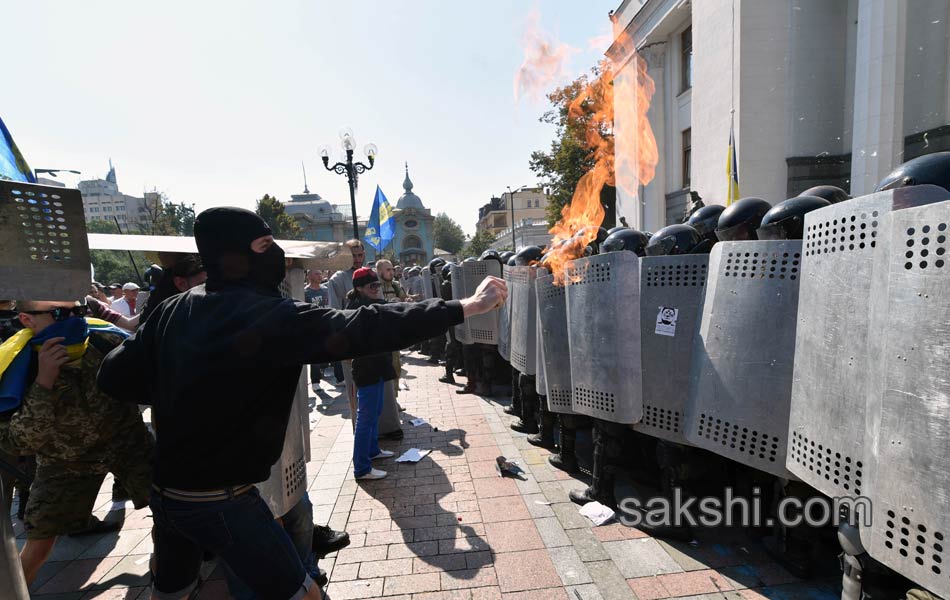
[
  {"xmin": 535, "ymin": 310, "xmax": 546, "ymax": 395},
  {"xmin": 422, "ymin": 272, "xmax": 439, "ymax": 300},
  {"xmin": 0, "ymin": 180, "xmax": 91, "ymax": 302},
  {"xmin": 633, "ymin": 254, "xmax": 709, "ymax": 444},
  {"xmin": 861, "ymin": 199, "xmax": 950, "ymax": 597},
  {"xmin": 1, "ymin": 480, "xmax": 29, "ymax": 600},
  {"xmin": 508, "ymin": 266, "xmax": 537, "ymax": 375},
  {"xmin": 684, "ymin": 241, "xmax": 803, "ymax": 479},
  {"xmin": 258, "ymin": 269, "xmax": 310, "ymax": 516},
  {"xmin": 535, "ymin": 271, "xmax": 576, "ymax": 414},
  {"xmin": 450, "ymin": 264, "xmax": 471, "ymax": 344},
  {"xmin": 463, "ymin": 260, "xmax": 501, "ymax": 344},
  {"xmin": 566, "ymin": 252, "xmax": 642, "ymax": 424},
  {"xmin": 497, "ymin": 265, "xmax": 512, "ymax": 361},
  {"xmin": 786, "ymin": 186, "xmax": 949, "ymax": 500}
]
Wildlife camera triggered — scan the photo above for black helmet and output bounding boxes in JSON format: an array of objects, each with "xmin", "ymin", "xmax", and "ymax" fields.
[
  {"xmin": 876, "ymin": 151, "xmax": 950, "ymax": 193},
  {"xmin": 499, "ymin": 251, "xmax": 515, "ymax": 263},
  {"xmin": 479, "ymin": 249, "xmax": 505, "ymax": 268},
  {"xmin": 506, "ymin": 256, "xmax": 517, "ymax": 266},
  {"xmin": 601, "ymin": 229, "xmax": 650, "ymax": 257},
  {"xmin": 441, "ymin": 263, "xmax": 452, "ymax": 280},
  {"xmin": 757, "ymin": 196, "xmax": 831, "ymax": 240},
  {"xmin": 428, "ymin": 257, "xmax": 446, "ymax": 274},
  {"xmin": 513, "ymin": 245, "xmax": 543, "ymax": 266},
  {"xmin": 799, "ymin": 185, "xmax": 850, "ymax": 204},
  {"xmin": 463, "ymin": 256, "xmax": 477, "ymax": 263},
  {"xmin": 143, "ymin": 264, "xmax": 164, "ymax": 291},
  {"xmin": 645, "ymin": 224, "xmax": 710, "ymax": 256},
  {"xmin": 606, "ymin": 226, "xmax": 630, "ymax": 235},
  {"xmin": 715, "ymin": 197, "xmax": 772, "ymax": 242},
  {"xmin": 687, "ymin": 205, "xmax": 726, "ymax": 243}
]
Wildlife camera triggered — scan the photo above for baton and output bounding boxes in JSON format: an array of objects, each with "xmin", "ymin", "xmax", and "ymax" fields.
[{"xmin": 113, "ymin": 216, "xmax": 145, "ymax": 286}]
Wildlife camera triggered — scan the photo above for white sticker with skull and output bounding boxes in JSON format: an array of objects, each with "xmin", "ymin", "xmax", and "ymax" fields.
[{"xmin": 655, "ymin": 306, "xmax": 679, "ymax": 337}]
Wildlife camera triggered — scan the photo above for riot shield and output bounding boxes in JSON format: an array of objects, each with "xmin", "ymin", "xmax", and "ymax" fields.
[
  {"xmin": 861, "ymin": 199, "xmax": 950, "ymax": 597},
  {"xmin": 684, "ymin": 241, "xmax": 803, "ymax": 479},
  {"xmin": 633, "ymin": 254, "xmax": 709, "ymax": 444},
  {"xmin": 787, "ymin": 186, "xmax": 949, "ymax": 499},
  {"xmin": 258, "ymin": 269, "xmax": 310, "ymax": 516},
  {"xmin": 0, "ymin": 180, "xmax": 91, "ymax": 302},
  {"xmin": 508, "ymin": 266, "xmax": 537, "ymax": 375},
  {"xmin": 535, "ymin": 310, "xmax": 546, "ymax": 395},
  {"xmin": 497, "ymin": 265, "xmax": 512, "ymax": 361},
  {"xmin": 566, "ymin": 252, "xmax": 642, "ymax": 424},
  {"xmin": 1, "ymin": 478, "xmax": 29, "ymax": 600},
  {"xmin": 535, "ymin": 271, "xmax": 576, "ymax": 415},
  {"xmin": 463, "ymin": 260, "xmax": 502, "ymax": 344},
  {"xmin": 422, "ymin": 272, "xmax": 439, "ymax": 300},
  {"xmin": 450, "ymin": 264, "xmax": 471, "ymax": 344}
]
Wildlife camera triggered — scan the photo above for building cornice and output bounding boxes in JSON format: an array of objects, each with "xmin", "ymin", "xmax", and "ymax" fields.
[{"xmin": 606, "ymin": 0, "xmax": 688, "ymax": 71}]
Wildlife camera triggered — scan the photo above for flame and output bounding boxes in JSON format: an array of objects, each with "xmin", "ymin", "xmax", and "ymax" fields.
[
  {"xmin": 525, "ymin": 29, "xmax": 658, "ymax": 285},
  {"xmin": 514, "ymin": 10, "xmax": 579, "ymax": 103}
]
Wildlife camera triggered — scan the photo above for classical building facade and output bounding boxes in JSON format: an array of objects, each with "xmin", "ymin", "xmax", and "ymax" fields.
[
  {"xmin": 391, "ymin": 165, "xmax": 435, "ymax": 266},
  {"xmin": 476, "ymin": 186, "xmax": 549, "ymax": 238},
  {"xmin": 610, "ymin": 0, "xmax": 950, "ymax": 231}
]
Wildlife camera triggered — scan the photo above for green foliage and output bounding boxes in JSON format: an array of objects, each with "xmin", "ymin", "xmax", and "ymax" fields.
[
  {"xmin": 529, "ymin": 66, "xmax": 612, "ymax": 228},
  {"xmin": 138, "ymin": 192, "xmax": 196, "ymax": 236},
  {"xmin": 433, "ymin": 213, "xmax": 466, "ymax": 255},
  {"xmin": 255, "ymin": 194, "xmax": 302, "ymax": 240},
  {"xmin": 462, "ymin": 229, "xmax": 497, "ymax": 258},
  {"xmin": 90, "ymin": 249, "xmax": 151, "ymax": 287}
]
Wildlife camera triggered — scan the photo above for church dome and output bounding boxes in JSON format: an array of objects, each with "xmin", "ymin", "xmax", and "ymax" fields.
[{"xmin": 396, "ymin": 163, "xmax": 426, "ymax": 210}]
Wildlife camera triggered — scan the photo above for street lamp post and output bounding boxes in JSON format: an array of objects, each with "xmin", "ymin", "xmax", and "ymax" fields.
[
  {"xmin": 506, "ymin": 185, "xmax": 516, "ymax": 251},
  {"xmin": 320, "ymin": 128, "xmax": 378, "ymax": 240}
]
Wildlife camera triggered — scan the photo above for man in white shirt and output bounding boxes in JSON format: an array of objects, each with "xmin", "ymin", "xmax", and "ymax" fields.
[{"xmin": 110, "ymin": 282, "xmax": 140, "ymax": 317}]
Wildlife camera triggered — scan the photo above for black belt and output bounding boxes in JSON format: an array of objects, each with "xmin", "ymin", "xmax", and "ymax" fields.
[{"xmin": 152, "ymin": 484, "xmax": 254, "ymax": 502}]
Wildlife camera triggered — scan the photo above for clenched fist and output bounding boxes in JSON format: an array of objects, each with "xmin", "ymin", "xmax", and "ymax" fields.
[{"xmin": 460, "ymin": 276, "xmax": 508, "ymax": 318}]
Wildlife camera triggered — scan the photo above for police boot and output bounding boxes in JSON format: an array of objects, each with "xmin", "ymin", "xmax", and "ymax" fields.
[
  {"xmin": 439, "ymin": 359, "xmax": 456, "ymax": 384},
  {"xmin": 503, "ymin": 368, "xmax": 521, "ymax": 416},
  {"xmin": 569, "ymin": 465, "xmax": 617, "ymax": 509},
  {"xmin": 528, "ymin": 404, "xmax": 557, "ymax": 449},
  {"xmin": 548, "ymin": 419, "xmax": 579, "ymax": 473},
  {"xmin": 510, "ymin": 387, "xmax": 538, "ymax": 434}
]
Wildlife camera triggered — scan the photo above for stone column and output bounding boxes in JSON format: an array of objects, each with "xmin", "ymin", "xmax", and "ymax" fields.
[
  {"xmin": 850, "ymin": 0, "xmax": 907, "ymax": 196},
  {"xmin": 640, "ymin": 43, "xmax": 667, "ymax": 233}
]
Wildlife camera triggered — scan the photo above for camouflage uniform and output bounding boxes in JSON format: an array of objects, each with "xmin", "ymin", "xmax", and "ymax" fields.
[
  {"xmin": 0, "ymin": 332, "xmax": 153, "ymax": 539},
  {"xmin": 381, "ymin": 280, "xmax": 408, "ymax": 396}
]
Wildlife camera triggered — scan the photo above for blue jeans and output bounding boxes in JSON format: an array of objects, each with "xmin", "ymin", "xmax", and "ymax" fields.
[
  {"xmin": 149, "ymin": 487, "xmax": 313, "ymax": 600},
  {"xmin": 224, "ymin": 493, "xmax": 320, "ymax": 600},
  {"xmin": 353, "ymin": 380, "xmax": 385, "ymax": 477}
]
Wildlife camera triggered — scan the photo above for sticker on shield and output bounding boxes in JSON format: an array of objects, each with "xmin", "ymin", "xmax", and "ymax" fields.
[{"xmin": 655, "ymin": 306, "xmax": 678, "ymax": 337}]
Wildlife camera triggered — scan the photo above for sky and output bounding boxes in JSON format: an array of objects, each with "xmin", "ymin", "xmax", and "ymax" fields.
[{"xmin": 4, "ymin": 0, "xmax": 618, "ymax": 235}]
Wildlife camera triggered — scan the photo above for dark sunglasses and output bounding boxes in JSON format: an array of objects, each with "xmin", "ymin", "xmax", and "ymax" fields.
[
  {"xmin": 22, "ymin": 305, "xmax": 89, "ymax": 321},
  {"xmin": 367, "ymin": 282, "xmax": 382, "ymax": 290}
]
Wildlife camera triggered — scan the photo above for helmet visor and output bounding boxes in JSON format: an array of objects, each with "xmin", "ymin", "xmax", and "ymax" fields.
[
  {"xmin": 645, "ymin": 235, "xmax": 677, "ymax": 257},
  {"xmin": 715, "ymin": 222, "xmax": 757, "ymax": 242}
]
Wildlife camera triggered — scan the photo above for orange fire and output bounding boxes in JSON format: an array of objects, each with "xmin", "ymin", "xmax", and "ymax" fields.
[
  {"xmin": 514, "ymin": 10, "xmax": 578, "ymax": 103},
  {"xmin": 515, "ymin": 23, "xmax": 658, "ymax": 284}
]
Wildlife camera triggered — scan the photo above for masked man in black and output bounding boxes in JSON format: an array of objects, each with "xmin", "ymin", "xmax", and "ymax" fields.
[{"xmin": 97, "ymin": 207, "xmax": 506, "ymax": 600}]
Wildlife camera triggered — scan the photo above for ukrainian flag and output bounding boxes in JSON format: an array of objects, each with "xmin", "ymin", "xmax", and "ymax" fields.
[
  {"xmin": 364, "ymin": 186, "xmax": 396, "ymax": 251},
  {"xmin": 0, "ymin": 117, "xmax": 36, "ymax": 183},
  {"xmin": 727, "ymin": 118, "xmax": 740, "ymax": 205}
]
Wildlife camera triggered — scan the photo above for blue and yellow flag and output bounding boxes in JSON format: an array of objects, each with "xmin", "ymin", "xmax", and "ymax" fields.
[
  {"xmin": 727, "ymin": 117, "xmax": 740, "ymax": 205},
  {"xmin": 364, "ymin": 186, "xmax": 396, "ymax": 251},
  {"xmin": 0, "ymin": 117, "xmax": 36, "ymax": 183}
]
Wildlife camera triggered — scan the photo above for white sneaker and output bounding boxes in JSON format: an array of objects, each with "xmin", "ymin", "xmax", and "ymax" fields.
[
  {"xmin": 357, "ymin": 468, "xmax": 387, "ymax": 480},
  {"xmin": 372, "ymin": 450, "xmax": 395, "ymax": 460}
]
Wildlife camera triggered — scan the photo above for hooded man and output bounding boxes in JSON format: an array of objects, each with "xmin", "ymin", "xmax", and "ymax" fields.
[{"xmin": 98, "ymin": 207, "xmax": 506, "ymax": 600}]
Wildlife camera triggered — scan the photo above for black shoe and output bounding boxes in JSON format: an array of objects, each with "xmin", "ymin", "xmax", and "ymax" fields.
[
  {"xmin": 312, "ymin": 525, "xmax": 351, "ymax": 558},
  {"xmin": 456, "ymin": 384, "xmax": 477, "ymax": 395},
  {"xmin": 68, "ymin": 515, "xmax": 122, "ymax": 537},
  {"xmin": 503, "ymin": 405, "xmax": 519, "ymax": 416},
  {"xmin": 548, "ymin": 453, "xmax": 579, "ymax": 473},
  {"xmin": 439, "ymin": 375, "xmax": 456, "ymax": 384},
  {"xmin": 510, "ymin": 420, "xmax": 538, "ymax": 434},
  {"xmin": 112, "ymin": 483, "xmax": 131, "ymax": 503},
  {"xmin": 527, "ymin": 434, "xmax": 556, "ymax": 449},
  {"xmin": 569, "ymin": 486, "xmax": 617, "ymax": 509},
  {"xmin": 426, "ymin": 357, "xmax": 440, "ymax": 364},
  {"xmin": 316, "ymin": 567, "xmax": 328, "ymax": 587},
  {"xmin": 455, "ymin": 369, "xmax": 466, "ymax": 376},
  {"xmin": 379, "ymin": 429, "xmax": 404, "ymax": 441}
]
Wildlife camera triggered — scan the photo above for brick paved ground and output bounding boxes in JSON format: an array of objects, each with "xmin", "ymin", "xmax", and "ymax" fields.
[{"xmin": 10, "ymin": 351, "xmax": 843, "ymax": 599}]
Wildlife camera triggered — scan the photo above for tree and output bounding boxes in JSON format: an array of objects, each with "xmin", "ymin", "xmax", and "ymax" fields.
[
  {"xmin": 84, "ymin": 219, "xmax": 152, "ymax": 285},
  {"xmin": 528, "ymin": 65, "xmax": 616, "ymax": 229},
  {"xmin": 433, "ymin": 213, "xmax": 466, "ymax": 254},
  {"xmin": 462, "ymin": 229, "xmax": 497, "ymax": 258},
  {"xmin": 138, "ymin": 191, "xmax": 196, "ymax": 236},
  {"xmin": 255, "ymin": 194, "xmax": 301, "ymax": 240}
]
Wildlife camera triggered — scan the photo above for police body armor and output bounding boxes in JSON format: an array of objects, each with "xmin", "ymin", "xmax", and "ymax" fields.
[
  {"xmin": 860, "ymin": 197, "xmax": 950, "ymax": 598},
  {"xmin": 535, "ymin": 271, "xmax": 577, "ymax": 415},
  {"xmin": 565, "ymin": 252, "xmax": 642, "ymax": 424},
  {"xmin": 497, "ymin": 265, "xmax": 513, "ymax": 361},
  {"xmin": 507, "ymin": 265, "xmax": 538, "ymax": 375},
  {"xmin": 257, "ymin": 267, "xmax": 310, "ymax": 517},
  {"xmin": 450, "ymin": 264, "xmax": 472, "ymax": 344},
  {"xmin": 684, "ymin": 240, "xmax": 803, "ymax": 479},
  {"xmin": 633, "ymin": 254, "xmax": 710, "ymax": 444},
  {"xmin": 0, "ymin": 180, "xmax": 92, "ymax": 302},
  {"xmin": 462, "ymin": 260, "xmax": 502, "ymax": 344},
  {"xmin": 786, "ymin": 186, "xmax": 949, "ymax": 501}
]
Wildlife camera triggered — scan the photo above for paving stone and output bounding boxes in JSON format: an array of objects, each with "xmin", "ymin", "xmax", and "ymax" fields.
[
  {"xmin": 331, "ymin": 562, "xmax": 361, "ymax": 581},
  {"xmin": 36, "ymin": 558, "xmax": 123, "ymax": 594},
  {"xmin": 78, "ymin": 529, "xmax": 151, "ymax": 559},
  {"xmin": 522, "ymin": 494, "xmax": 556, "ymax": 518},
  {"xmin": 382, "ymin": 572, "xmax": 442, "ymax": 595},
  {"xmin": 656, "ymin": 569, "xmax": 735, "ymax": 597},
  {"xmin": 551, "ymin": 502, "xmax": 591, "ymax": 530},
  {"xmin": 603, "ymin": 539, "xmax": 684, "ymax": 579},
  {"xmin": 549, "ymin": 546, "xmax": 593, "ymax": 586},
  {"xmin": 440, "ymin": 567, "xmax": 498, "ymax": 590},
  {"xmin": 358, "ymin": 558, "xmax": 414, "ymax": 579},
  {"xmin": 80, "ymin": 587, "xmax": 147, "ymax": 600},
  {"xmin": 413, "ymin": 554, "xmax": 469, "ymax": 573},
  {"xmin": 336, "ymin": 544, "xmax": 389, "ymax": 564},
  {"xmin": 586, "ymin": 560, "xmax": 638, "ymax": 600},
  {"xmin": 493, "ymin": 549, "xmax": 562, "ymax": 593},
  {"xmin": 484, "ymin": 519, "xmax": 544, "ymax": 553},
  {"xmin": 565, "ymin": 528, "xmax": 610, "ymax": 563},
  {"xmin": 568, "ymin": 583, "xmax": 605, "ymax": 600},
  {"xmin": 326, "ymin": 578, "xmax": 384, "ymax": 599},
  {"xmin": 472, "ymin": 478, "xmax": 521, "ymax": 499}
]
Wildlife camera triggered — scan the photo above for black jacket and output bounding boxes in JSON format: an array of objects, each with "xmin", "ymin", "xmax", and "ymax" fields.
[
  {"xmin": 345, "ymin": 295, "xmax": 397, "ymax": 387},
  {"xmin": 97, "ymin": 282, "xmax": 463, "ymax": 489}
]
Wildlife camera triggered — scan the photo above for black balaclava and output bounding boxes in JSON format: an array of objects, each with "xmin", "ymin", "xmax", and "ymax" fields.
[{"xmin": 194, "ymin": 207, "xmax": 286, "ymax": 294}]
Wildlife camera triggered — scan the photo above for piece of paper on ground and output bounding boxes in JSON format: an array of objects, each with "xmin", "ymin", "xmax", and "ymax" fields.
[
  {"xmin": 395, "ymin": 448, "xmax": 432, "ymax": 463},
  {"xmin": 579, "ymin": 501, "xmax": 616, "ymax": 526}
]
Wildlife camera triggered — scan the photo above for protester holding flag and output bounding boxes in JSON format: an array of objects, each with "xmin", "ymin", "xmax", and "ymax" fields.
[{"xmin": 363, "ymin": 185, "xmax": 396, "ymax": 254}]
